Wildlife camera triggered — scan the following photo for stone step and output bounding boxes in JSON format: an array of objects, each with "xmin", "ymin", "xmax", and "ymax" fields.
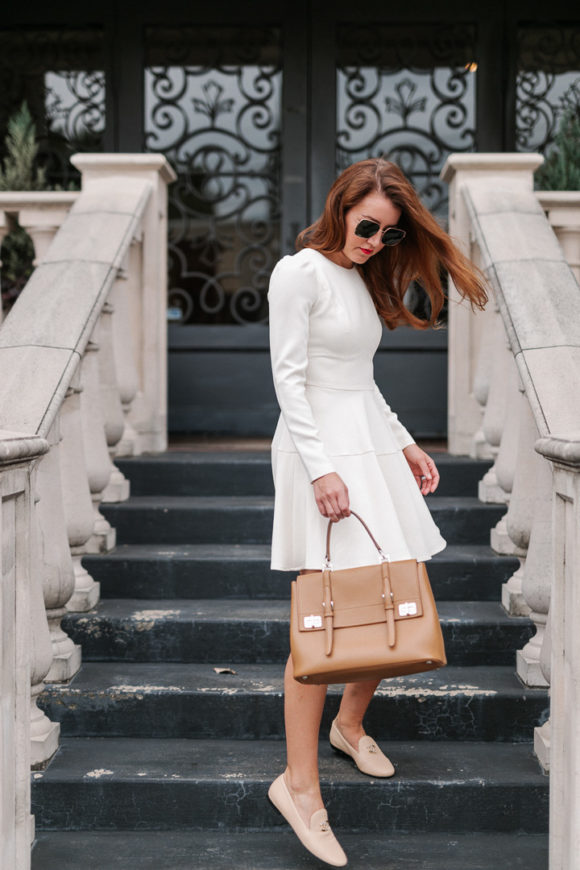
[
  {"xmin": 39, "ymin": 663, "xmax": 548, "ymax": 741},
  {"xmin": 100, "ymin": 496, "xmax": 505, "ymax": 546},
  {"xmin": 32, "ymin": 829, "xmax": 549, "ymax": 869},
  {"xmin": 115, "ymin": 452, "xmax": 492, "ymax": 498},
  {"xmin": 62, "ymin": 600, "xmax": 533, "ymax": 667},
  {"xmin": 84, "ymin": 543, "xmax": 518, "ymax": 602},
  {"xmin": 31, "ymin": 738, "xmax": 548, "ymax": 833}
]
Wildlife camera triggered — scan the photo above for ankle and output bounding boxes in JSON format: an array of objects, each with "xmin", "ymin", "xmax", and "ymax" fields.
[
  {"xmin": 284, "ymin": 768, "xmax": 321, "ymax": 798},
  {"xmin": 335, "ymin": 714, "xmax": 363, "ymax": 732}
]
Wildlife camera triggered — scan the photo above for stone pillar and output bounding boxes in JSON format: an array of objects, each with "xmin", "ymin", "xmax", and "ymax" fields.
[
  {"xmin": 477, "ymin": 321, "xmax": 513, "ymax": 501},
  {"xmin": 78, "ymin": 325, "xmax": 116, "ymax": 555},
  {"xmin": 35, "ymin": 416, "xmax": 81, "ymax": 682},
  {"xmin": 516, "ymin": 447, "xmax": 552, "ymax": 687},
  {"xmin": 491, "ymin": 385, "xmax": 534, "ymax": 616},
  {"xmin": 71, "ymin": 154, "xmax": 176, "ymax": 453},
  {"xmin": 29, "ymin": 466, "xmax": 60, "ymax": 769},
  {"xmin": 98, "ymin": 300, "xmax": 130, "ymax": 503},
  {"xmin": 494, "ymin": 368, "xmax": 532, "ymax": 615},
  {"xmin": 59, "ymin": 371, "xmax": 100, "ymax": 613},
  {"xmin": 536, "ymin": 434, "xmax": 580, "ymax": 870},
  {"xmin": 0, "ymin": 430, "xmax": 49, "ymax": 868},
  {"xmin": 112, "ymin": 246, "xmax": 141, "ymax": 458},
  {"xmin": 470, "ymin": 298, "xmax": 497, "ymax": 461},
  {"xmin": 440, "ymin": 154, "xmax": 543, "ymax": 455}
]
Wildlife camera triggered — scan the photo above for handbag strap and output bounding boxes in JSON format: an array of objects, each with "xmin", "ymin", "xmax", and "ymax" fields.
[{"xmin": 324, "ymin": 510, "xmax": 388, "ymax": 567}]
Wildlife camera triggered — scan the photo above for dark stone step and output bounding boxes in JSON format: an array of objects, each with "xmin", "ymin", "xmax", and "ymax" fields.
[
  {"xmin": 100, "ymin": 496, "xmax": 505, "ymax": 546},
  {"xmin": 85, "ymin": 543, "xmax": 518, "ymax": 602},
  {"xmin": 32, "ymin": 829, "xmax": 548, "ymax": 869},
  {"xmin": 31, "ymin": 738, "xmax": 548, "ymax": 833},
  {"xmin": 115, "ymin": 452, "xmax": 492, "ymax": 499},
  {"xmin": 38, "ymin": 663, "xmax": 548, "ymax": 742},
  {"xmin": 62, "ymin": 600, "xmax": 534, "ymax": 667}
]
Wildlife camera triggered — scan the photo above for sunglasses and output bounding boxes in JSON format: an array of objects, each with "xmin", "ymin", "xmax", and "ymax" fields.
[{"xmin": 354, "ymin": 219, "xmax": 406, "ymax": 247}]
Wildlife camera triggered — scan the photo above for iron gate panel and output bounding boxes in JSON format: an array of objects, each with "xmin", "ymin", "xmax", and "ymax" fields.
[
  {"xmin": 336, "ymin": 23, "xmax": 478, "ymax": 220},
  {"xmin": 144, "ymin": 26, "xmax": 282, "ymax": 325}
]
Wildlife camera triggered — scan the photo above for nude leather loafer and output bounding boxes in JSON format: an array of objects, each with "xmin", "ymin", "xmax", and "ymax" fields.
[
  {"xmin": 267, "ymin": 772, "xmax": 348, "ymax": 867},
  {"xmin": 330, "ymin": 717, "xmax": 395, "ymax": 778}
]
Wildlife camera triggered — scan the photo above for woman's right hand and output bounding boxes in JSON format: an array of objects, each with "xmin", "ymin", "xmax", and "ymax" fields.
[{"xmin": 312, "ymin": 472, "xmax": 350, "ymax": 522}]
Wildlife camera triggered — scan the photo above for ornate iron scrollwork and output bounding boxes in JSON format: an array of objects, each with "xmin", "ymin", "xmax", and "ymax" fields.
[
  {"xmin": 0, "ymin": 29, "xmax": 105, "ymax": 189},
  {"xmin": 336, "ymin": 23, "xmax": 477, "ymax": 219},
  {"xmin": 144, "ymin": 27, "xmax": 282, "ymax": 325},
  {"xmin": 516, "ymin": 26, "xmax": 580, "ymax": 153}
]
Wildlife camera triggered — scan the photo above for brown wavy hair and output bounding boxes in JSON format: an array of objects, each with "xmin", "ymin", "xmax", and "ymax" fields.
[{"xmin": 296, "ymin": 158, "xmax": 488, "ymax": 330}]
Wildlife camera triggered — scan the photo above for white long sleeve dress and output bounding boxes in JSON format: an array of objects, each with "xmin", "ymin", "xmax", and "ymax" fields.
[{"xmin": 268, "ymin": 247, "xmax": 447, "ymax": 571}]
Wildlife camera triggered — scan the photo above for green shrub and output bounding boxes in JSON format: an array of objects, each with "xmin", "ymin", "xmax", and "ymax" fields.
[{"xmin": 536, "ymin": 107, "xmax": 580, "ymax": 191}]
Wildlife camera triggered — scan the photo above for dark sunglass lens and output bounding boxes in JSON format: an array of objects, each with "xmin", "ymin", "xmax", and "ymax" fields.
[
  {"xmin": 382, "ymin": 228, "xmax": 405, "ymax": 246},
  {"xmin": 355, "ymin": 219, "xmax": 380, "ymax": 239}
]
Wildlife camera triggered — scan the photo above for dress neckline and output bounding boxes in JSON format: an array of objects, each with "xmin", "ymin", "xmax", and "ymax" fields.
[{"xmin": 307, "ymin": 248, "xmax": 355, "ymax": 272}]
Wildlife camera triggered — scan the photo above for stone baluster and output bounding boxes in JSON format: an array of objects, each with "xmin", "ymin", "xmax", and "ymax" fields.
[
  {"xmin": 534, "ymin": 602, "xmax": 551, "ymax": 771},
  {"xmin": 98, "ymin": 299, "xmax": 130, "ymax": 503},
  {"xmin": 470, "ymin": 297, "xmax": 497, "ymax": 461},
  {"xmin": 59, "ymin": 369, "xmax": 100, "ymax": 613},
  {"xmin": 78, "ymin": 320, "xmax": 117, "ymax": 556},
  {"xmin": 35, "ymin": 416, "xmax": 81, "ymax": 682},
  {"xmin": 515, "ymin": 442, "xmax": 553, "ymax": 687},
  {"xmin": 477, "ymin": 321, "xmax": 512, "ymax": 501},
  {"xmin": 490, "ymin": 384, "xmax": 535, "ymax": 615},
  {"xmin": 113, "ymin": 244, "xmax": 141, "ymax": 458},
  {"xmin": 494, "ymin": 365, "xmax": 530, "ymax": 615},
  {"xmin": 29, "ymin": 464, "xmax": 61, "ymax": 768},
  {"xmin": 18, "ymin": 204, "xmax": 72, "ymax": 267}
]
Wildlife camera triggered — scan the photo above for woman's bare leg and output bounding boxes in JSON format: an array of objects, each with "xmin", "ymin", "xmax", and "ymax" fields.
[
  {"xmin": 335, "ymin": 678, "xmax": 382, "ymax": 749},
  {"xmin": 283, "ymin": 568, "xmax": 327, "ymax": 826}
]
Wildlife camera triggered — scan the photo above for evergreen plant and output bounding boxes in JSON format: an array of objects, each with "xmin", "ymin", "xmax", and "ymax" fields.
[
  {"xmin": 535, "ymin": 106, "xmax": 580, "ymax": 191},
  {"xmin": 0, "ymin": 101, "xmax": 47, "ymax": 191}
]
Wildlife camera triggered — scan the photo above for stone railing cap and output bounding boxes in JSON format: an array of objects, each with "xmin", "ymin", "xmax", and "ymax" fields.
[
  {"xmin": 536, "ymin": 434, "xmax": 580, "ymax": 468},
  {"xmin": 0, "ymin": 192, "xmax": 78, "ymax": 207},
  {"xmin": 0, "ymin": 430, "xmax": 49, "ymax": 465},
  {"xmin": 71, "ymin": 153, "xmax": 177, "ymax": 184},
  {"xmin": 440, "ymin": 153, "xmax": 544, "ymax": 183}
]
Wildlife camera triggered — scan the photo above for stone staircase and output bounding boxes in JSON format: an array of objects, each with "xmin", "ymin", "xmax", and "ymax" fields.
[{"xmin": 31, "ymin": 450, "xmax": 549, "ymax": 869}]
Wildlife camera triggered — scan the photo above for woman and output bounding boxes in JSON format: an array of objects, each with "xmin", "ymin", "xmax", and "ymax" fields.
[{"xmin": 266, "ymin": 158, "xmax": 487, "ymax": 866}]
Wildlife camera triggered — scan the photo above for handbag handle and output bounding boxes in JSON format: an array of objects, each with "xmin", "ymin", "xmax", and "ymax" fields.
[{"xmin": 324, "ymin": 510, "xmax": 388, "ymax": 568}]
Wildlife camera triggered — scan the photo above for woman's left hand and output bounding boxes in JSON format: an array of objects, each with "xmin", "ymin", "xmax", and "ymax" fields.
[{"xmin": 402, "ymin": 444, "xmax": 440, "ymax": 495}]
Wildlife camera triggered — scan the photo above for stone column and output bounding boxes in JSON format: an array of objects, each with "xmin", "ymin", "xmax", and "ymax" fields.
[
  {"xmin": 515, "ymin": 444, "xmax": 552, "ymax": 687},
  {"xmin": 98, "ymin": 300, "xmax": 130, "ymax": 503},
  {"xmin": 59, "ymin": 371, "xmax": 100, "ymax": 613},
  {"xmin": 491, "ymin": 385, "xmax": 535, "ymax": 616},
  {"xmin": 488, "ymin": 366, "xmax": 531, "ymax": 615},
  {"xmin": 536, "ymin": 434, "xmax": 580, "ymax": 870},
  {"xmin": 440, "ymin": 154, "xmax": 543, "ymax": 455},
  {"xmin": 0, "ymin": 430, "xmax": 49, "ymax": 868},
  {"xmin": 71, "ymin": 154, "xmax": 177, "ymax": 454},
  {"xmin": 29, "ymin": 465, "xmax": 60, "ymax": 769},
  {"xmin": 35, "ymin": 416, "xmax": 81, "ymax": 682},
  {"xmin": 113, "ymin": 245, "xmax": 141, "ymax": 458},
  {"xmin": 78, "ymin": 324, "xmax": 116, "ymax": 554},
  {"xmin": 477, "ymin": 321, "xmax": 513, "ymax": 501}
]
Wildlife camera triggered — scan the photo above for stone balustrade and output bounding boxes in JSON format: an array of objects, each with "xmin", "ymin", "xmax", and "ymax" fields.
[
  {"xmin": 443, "ymin": 153, "xmax": 580, "ymax": 870},
  {"xmin": 0, "ymin": 192, "xmax": 78, "ymax": 324},
  {"xmin": 0, "ymin": 155, "xmax": 175, "ymax": 868}
]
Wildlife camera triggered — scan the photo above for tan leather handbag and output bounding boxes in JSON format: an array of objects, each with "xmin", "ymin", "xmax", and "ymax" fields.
[{"xmin": 290, "ymin": 510, "xmax": 447, "ymax": 684}]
